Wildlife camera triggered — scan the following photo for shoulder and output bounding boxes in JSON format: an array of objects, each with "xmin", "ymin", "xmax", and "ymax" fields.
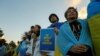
[
  {"xmin": 0, "ymin": 45, "xmax": 6, "ymax": 49},
  {"xmin": 58, "ymin": 22, "xmax": 64, "ymax": 24},
  {"xmin": 78, "ymin": 19, "xmax": 88, "ymax": 23},
  {"xmin": 48, "ymin": 24, "xmax": 53, "ymax": 28},
  {"xmin": 59, "ymin": 22, "xmax": 68, "ymax": 31},
  {"xmin": 60, "ymin": 21, "xmax": 68, "ymax": 28},
  {"xmin": 78, "ymin": 19, "xmax": 85, "ymax": 21}
]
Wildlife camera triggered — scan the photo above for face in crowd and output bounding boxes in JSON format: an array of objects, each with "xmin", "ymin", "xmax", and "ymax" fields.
[
  {"xmin": 49, "ymin": 14, "xmax": 59, "ymax": 23},
  {"xmin": 65, "ymin": 7, "xmax": 78, "ymax": 22},
  {"xmin": 33, "ymin": 25, "xmax": 41, "ymax": 37},
  {"xmin": 30, "ymin": 26, "xmax": 34, "ymax": 33}
]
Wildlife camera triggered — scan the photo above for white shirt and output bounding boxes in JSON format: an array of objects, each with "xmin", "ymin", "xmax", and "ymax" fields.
[{"xmin": 26, "ymin": 37, "xmax": 41, "ymax": 56}]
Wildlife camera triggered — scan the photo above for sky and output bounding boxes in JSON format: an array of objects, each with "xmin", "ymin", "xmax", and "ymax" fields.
[{"xmin": 0, "ymin": 0, "xmax": 90, "ymax": 43}]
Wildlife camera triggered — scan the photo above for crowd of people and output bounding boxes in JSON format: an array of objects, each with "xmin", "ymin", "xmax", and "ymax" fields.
[
  {"xmin": 0, "ymin": 7, "xmax": 94, "ymax": 56},
  {"xmin": 0, "ymin": 39, "xmax": 17, "ymax": 56}
]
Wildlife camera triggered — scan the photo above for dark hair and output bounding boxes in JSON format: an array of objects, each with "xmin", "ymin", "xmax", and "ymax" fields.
[
  {"xmin": 30, "ymin": 26, "xmax": 34, "ymax": 33},
  {"xmin": 31, "ymin": 26, "xmax": 34, "ymax": 29},
  {"xmin": 9, "ymin": 41, "xmax": 16, "ymax": 48},
  {"xmin": 0, "ymin": 39, "xmax": 6, "ymax": 45},
  {"xmin": 64, "ymin": 7, "xmax": 78, "ymax": 19},
  {"xmin": 49, "ymin": 13, "xmax": 59, "ymax": 23},
  {"xmin": 0, "ymin": 39, "xmax": 6, "ymax": 43},
  {"xmin": 35, "ymin": 25, "xmax": 41, "ymax": 37}
]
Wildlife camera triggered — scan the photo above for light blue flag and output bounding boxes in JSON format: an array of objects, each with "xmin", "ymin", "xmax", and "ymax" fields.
[
  {"xmin": 87, "ymin": 1, "xmax": 100, "ymax": 18},
  {"xmin": 57, "ymin": 19, "xmax": 93, "ymax": 56},
  {"xmin": 19, "ymin": 41, "xmax": 28, "ymax": 56}
]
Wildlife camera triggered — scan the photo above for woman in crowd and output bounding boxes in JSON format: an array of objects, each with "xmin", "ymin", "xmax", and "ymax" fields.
[{"xmin": 57, "ymin": 7, "xmax": 93, "ymax": 56}]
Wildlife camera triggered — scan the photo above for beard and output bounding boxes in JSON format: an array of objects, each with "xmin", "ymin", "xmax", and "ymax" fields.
[{"xmin": 68, "ymin": 17, "xmax": 77, "ymax": 23}]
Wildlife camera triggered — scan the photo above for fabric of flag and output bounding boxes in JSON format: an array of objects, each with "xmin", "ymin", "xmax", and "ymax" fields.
[{"xmin": 88, "ymin": 14, "xmax": 100, "ymax": 56}]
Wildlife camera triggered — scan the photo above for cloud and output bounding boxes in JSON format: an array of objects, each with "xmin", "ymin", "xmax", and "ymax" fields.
[
  {"xmin": 69, "ymin": 0, "xmax": 82, "ymax": 7},
  {"xmin": 64, "ymin": 0, "xmax": 88, "ymax": 19},
  {"xmin": 78, "ymin": 7, "xmax": 87, "ymax": 19}
]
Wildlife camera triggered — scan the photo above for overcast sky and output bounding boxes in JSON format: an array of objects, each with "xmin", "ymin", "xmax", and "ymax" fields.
[{"xmin": 0, "ymin": 0, "xmax": 90, "ymax": 43}]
